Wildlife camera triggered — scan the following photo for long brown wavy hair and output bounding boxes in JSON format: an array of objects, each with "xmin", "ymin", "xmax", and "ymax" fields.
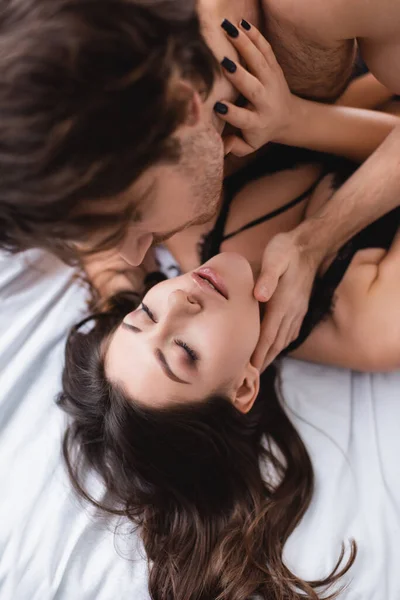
[{"xmin": 58, "ymin": 291, "xmax": 356, "ymax": 600}]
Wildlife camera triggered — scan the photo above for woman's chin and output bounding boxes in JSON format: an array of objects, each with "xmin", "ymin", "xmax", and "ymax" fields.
[
  {"xmin": 205, "ymin": 253, "xmax": 259, "ymax": 320},
  {"xmin": 206, "ymin": 252, "xmax": 254, "ymax": 284}
]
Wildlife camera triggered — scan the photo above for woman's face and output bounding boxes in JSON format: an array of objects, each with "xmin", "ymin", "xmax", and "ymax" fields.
[{"xmin": 105, "ymin": 253, "xmax": 261, "ymax": 409}]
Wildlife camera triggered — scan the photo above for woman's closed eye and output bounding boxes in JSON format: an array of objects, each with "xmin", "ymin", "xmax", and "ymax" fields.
[
  {"xmin": 141, "ymin": 303, "xmax": 199, "ymax": 365},
  {"xmin": 175, "ymin": 339, "xmax": 199, "ymax": 363}
]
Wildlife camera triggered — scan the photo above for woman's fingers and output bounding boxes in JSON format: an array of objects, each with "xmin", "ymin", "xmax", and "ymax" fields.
[
  {"xmin": 214, "ymin": 100, "xmax": 257, "ymax": 132},
  {"xmin": 223, "ymin": 134, "xmax": 254, "ymax": 157},
  {"xmin": 219, "ymin": 56, "xmax": 264, "ymax": 107},
  {"xmin": 238, "ymin": 20, "xmax": 277, "ymax": 69},
  {"xmin": 221, "ymin": 19, "xmax": 273, "ymax": 84},
  {"xmin": 217, "ymin": 18, "xmax": 293, "ymax": 151}
]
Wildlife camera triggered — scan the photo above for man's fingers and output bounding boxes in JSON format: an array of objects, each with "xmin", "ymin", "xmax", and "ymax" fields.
[
  {"xmin": 261, "ymin": 346, "xmax": 280, "ymax": 371},
  {"xmin": 252, "ymin": 311, "xmax": 283, "ymax": 370},
  {"xmin": 262, "ymin": 316, "xmax": 292, "ymax": 369},
  {"xmin": 284, "ymin": 320, "xmax": 301, "ymax": 353},
  {"xmin": 254, "ymin": 265, "xmax": 280, "ymax": 302},
  {"xmin": 224, "ymin": 135, "xmax": 254, "ymax": 157},
  {"xmin": 289, "ymin": 320, "xmax": 302, "ymax": 345},
  {"xmin": 254, "ymin": 236, "xmax": 291, "ymax": 302},
  {"xmin": 294, "ymin": 316, "xmax": 304, "ymax": 339}
]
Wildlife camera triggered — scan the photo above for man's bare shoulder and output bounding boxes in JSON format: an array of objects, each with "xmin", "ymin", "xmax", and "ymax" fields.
[{"xmin": 262, "ymin": 0, "xmax": 397, "ymax": 42}]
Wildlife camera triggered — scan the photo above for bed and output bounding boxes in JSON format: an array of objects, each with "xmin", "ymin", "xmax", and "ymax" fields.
[{"xmin": 0, "ymin": 249, "xmax": 399, "ymax": 600}]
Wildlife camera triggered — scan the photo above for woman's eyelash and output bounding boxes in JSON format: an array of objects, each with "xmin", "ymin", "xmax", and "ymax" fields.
[
  {"xmin": 140, "ymin": 304, "xmax": 198, "ymax": 363},
  {"xmin": 175, "ymin": 339, "xmax": 199, "ymax": 363},
  {"xmin": 141, "ymin": 303, "xmax": 156, "ymax": 322}
]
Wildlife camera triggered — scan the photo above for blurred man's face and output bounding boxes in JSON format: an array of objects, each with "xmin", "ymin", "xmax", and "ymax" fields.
[{"xmin": 117, "ymin": 119, "xmax": 225, "ymax": 266}]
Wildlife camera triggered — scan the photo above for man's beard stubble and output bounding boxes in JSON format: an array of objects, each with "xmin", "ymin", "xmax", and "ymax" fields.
[{"xmin": 179, "ymin": 121, "xmax": 225, "ymax": 225}]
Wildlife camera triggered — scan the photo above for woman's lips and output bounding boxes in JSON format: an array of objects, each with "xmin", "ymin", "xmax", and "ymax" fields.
[{"xmin": 192, "ymin": 267, "xmax": 229, "ymax": 299}]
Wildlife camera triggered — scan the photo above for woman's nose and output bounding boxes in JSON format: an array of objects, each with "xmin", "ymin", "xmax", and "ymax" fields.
[
  {"xmin": 167, "ymin": 289, "xmax": 200, "ymax": 315},
  {"xmin": 119, "ymin": 232, "xmax": 153, "ymax": 267}
]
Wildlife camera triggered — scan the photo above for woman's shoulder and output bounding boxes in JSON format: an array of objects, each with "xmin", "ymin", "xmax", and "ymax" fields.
[
  {"xmin": 226, "ymin": 163, "xmax": 322, "ymax": 234},
  {"xmin": 286, "ymin": 206, "xmax": 400, "ymax": 358}
]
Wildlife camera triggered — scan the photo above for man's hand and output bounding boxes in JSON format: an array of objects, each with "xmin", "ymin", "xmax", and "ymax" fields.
[{"xmin": 252, "ymin": 230, "xmax": 322, "ymax": 371}]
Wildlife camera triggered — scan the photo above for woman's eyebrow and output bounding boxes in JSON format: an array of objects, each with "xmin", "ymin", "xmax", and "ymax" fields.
[
  {"xmin": 121, "ymin": 322, "xmax": 190, "ymax": 385},
  {"xmin": 156, "ymin": 349, "xmax": 190, "ymax": 385}
]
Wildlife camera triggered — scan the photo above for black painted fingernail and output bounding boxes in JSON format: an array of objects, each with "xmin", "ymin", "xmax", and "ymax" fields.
[
  {"xmin": 214, "ymin": 101, "xmax": 228, "ymax": 115},
  {"xmin": 221, "ymin": 19, "xmax": 239, "ymax": 38},
  {"xmin": 221, "ymin": 57, "xmax": 237, "ymax": 74},
  {"xmin": 241, "ymin": 19, "xmax": 251, "ymax": 31}
]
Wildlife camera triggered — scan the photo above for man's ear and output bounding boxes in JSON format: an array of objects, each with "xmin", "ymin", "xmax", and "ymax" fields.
[
  {"xmin": 174, "ymin": 80, "xmax": 202, "ymax": 127},
  {"xmin": 232, "ymin": 364, "xmax": 260, "ymax": 414}
]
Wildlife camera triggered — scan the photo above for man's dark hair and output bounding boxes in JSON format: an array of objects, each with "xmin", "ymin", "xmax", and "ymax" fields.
[{"xmin": 0, "ymin": 0, "xmax": 218, "ymax": 260}]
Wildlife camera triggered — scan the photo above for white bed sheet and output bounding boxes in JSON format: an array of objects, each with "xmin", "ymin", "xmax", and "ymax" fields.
[{"xmin": 0, "ymin": 249, "xmax": 399, "ymax": 600}]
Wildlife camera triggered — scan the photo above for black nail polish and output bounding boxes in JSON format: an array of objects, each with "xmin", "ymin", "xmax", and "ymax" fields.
[
  {"xmin": 214, "ymin": 102, "xmax": 228, "ymax": 115},
  {"xmin": 241, "ymin": 19, "xmax": 251, "ymax": 31},
  {"xmin": 221, "ymin": 57, "xmax": 237, "ymax": 74},
  {"xmin": 221, "ymin": 19, "xmax": 239, "ymax": 38}
]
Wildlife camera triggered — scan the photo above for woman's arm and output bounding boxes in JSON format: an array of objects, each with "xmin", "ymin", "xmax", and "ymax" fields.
[
  {"xmin": 336, "ymin": 72, "xmax": 393, "ymax": 110},
  {"xmin": 280, "ymin": 97, "xmax": 400, "ymax": 163},
  {"xmin": 291, "ymin": 229, "xmax": 400, "ymax": 371}
]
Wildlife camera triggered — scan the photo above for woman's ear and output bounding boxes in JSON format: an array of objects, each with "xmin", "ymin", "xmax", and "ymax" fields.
[{"xmin": 232, "ymin": 364, "xmax": 260, "ymax": 414}]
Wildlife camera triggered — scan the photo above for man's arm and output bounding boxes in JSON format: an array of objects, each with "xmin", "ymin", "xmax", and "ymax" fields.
[
  {"xmin": 296, "ymin": 123, "xmax": 400, "ymax": 260},
  {"xmin": 216, "ymin": 21, "xmax": 400, "ymax": 367},
  {"xmin": 252, "ymin": 123, "xmax": 400, "ymax": 369}
]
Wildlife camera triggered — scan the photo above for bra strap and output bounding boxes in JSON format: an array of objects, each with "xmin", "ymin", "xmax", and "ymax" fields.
[{"xmin": 222, "ymin": 178, "xmax": 322, "ymax": 242}]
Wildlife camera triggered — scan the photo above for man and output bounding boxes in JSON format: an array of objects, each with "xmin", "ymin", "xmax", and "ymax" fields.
[
  {"xmin": 0, "ymin": 0, "xmax": 225, "ymax": 260},
  {"xmin": 0, "ymin": 0, "xmax": 268, "ymax": 349},
  {"xmin": 0, "ymin": 0, "xmax": 399, "ymax": 367}
]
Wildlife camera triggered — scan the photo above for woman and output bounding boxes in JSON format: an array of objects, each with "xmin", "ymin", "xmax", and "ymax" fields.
[
  {"xmin": 59, "ymin": 26, "xmax": 400, "ymax": 600},
  {"xmin": 59, "ymin": 255, "xmax": 356, "ymax": 600}
]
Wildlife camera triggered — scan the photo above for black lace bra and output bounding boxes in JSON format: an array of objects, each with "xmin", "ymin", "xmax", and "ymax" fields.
[{"xmin": 199, "ymin": 144, "xmax": 400, "ymax": 353}]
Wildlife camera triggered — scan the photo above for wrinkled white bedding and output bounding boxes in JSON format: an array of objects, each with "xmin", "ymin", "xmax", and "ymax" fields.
[{"xmin": 0, "ymin": 250, "xmax": 399, "ymax": 600}]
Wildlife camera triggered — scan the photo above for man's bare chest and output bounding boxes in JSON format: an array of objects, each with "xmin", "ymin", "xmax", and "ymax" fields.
[{"xmin": 259, "ymin": 0, "xmax": 356, "ymax": 101}]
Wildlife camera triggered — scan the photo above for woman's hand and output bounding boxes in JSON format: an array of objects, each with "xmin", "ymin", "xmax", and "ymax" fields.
[
  {"xmin": 215, "ymin": 20, "xmax": 295, "ymax": 157},
  {"xmin": 217, "ymin": 20, "xmax": 400, "ymax": 163}
]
